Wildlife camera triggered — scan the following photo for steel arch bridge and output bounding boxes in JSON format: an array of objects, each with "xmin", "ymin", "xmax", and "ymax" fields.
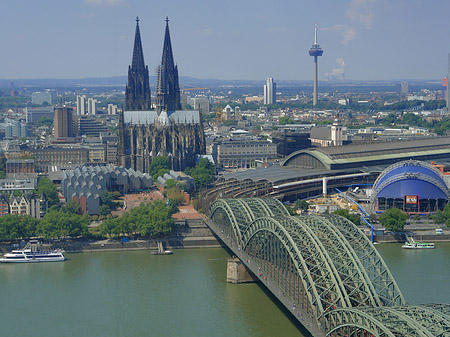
[{"xmin": 208, "ymin": 198, "xmax": 450, "ymax": 337}]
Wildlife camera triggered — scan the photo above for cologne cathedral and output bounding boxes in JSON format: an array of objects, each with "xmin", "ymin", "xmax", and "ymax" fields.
[{"xmin": 118, "ymin": 17, "xmax": 205, "ymax": 172}]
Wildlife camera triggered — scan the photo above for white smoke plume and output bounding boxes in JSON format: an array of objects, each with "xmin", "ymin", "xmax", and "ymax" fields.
[{"xmin": 325, "ymin": 58, "xmax": 346, "ymax": 80}]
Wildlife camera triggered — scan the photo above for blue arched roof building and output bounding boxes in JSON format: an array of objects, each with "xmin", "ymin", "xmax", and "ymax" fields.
[{"xmin": 373, "ymin": 160, "xmax": 450, "ymax": 213}]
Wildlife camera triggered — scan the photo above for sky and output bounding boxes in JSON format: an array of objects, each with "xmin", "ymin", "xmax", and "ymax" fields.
[{"xmin": 1, "ymin": 0, "xmax": 449, "ymax": 81}]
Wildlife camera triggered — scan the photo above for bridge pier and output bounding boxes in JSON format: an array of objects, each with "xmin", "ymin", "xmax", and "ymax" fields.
[{"xmin": 227, "ymin": 258, "xmax": 258, "ymax": 284}]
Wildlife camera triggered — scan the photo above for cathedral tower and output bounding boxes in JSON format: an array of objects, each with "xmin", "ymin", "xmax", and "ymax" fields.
[
  {"xmin": 125, "ymin": 17, "xmax": 152, "ymax": 111},
  {"xmin": 156, "ymin": 17, "xmax": 182, "ymax": 113}
]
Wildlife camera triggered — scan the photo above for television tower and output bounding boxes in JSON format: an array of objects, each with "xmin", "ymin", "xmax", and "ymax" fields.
[{"xmin": 309, "ymin": 22, "xmax": 323, "ymax": 106}]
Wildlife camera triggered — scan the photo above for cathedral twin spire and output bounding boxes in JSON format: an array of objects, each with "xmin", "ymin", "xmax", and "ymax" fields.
[{"xmin": 125, "ymin": 17, "xmax": 181, "ymax": 113}]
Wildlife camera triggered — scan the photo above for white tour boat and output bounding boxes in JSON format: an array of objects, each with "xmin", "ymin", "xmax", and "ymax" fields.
[
  {"xmin": 402, "ymin": 237, "xmax": 435, "ymax": 249},
  {"xmin": 0, "ymin": 240, "xmax": 65, "ymax": 263}
]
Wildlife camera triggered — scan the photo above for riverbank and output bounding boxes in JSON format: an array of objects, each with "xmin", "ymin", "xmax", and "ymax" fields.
[{"xmin": 0, "ymin": 218, "xmax": 224, "ymax": 254}]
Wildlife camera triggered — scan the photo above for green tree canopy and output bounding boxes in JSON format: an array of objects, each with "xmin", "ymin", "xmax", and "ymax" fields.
[
  {"xmin": 295, "ymin": 200, "xmax": 309, "ymax": 212},
  {"xmin": 100, "ymin": 200, "xmax": 176, "ymax": 239},
  {"xmin": 185, "ymin": 158, "xmax": 215, "ymax": 190},
  {"xmin": 148, "ymin": 156, "xmax": 170, "ymax": 177},
  {"xmin": 38, "ymin": 177, "xmax": 59, "ymax": 206},
  {"xmin": 37, "ymin": 116, "xmax": 53, "ymax": 128},
  {"xmin": 379, "ymin": 208, "xmax": 407, "ymax": 232},
  {"xmin": 333, "ymin": 208, "xmax": 361, "ymax": 226}
]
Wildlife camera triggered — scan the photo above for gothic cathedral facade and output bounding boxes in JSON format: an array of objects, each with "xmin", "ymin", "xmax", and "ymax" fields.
[{"xmin": 118, "ymin": 17, "xmax": 205, "ymax": 173}]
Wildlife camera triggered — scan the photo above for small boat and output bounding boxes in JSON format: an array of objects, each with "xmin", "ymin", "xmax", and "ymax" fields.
[
  {"xmin": 150, "ymin": 250, "xmax": 173, "ymax": 255},
  {"xmin": 402, "ymin": 237, "xmax": 435, "ymax": 249},
  {"xmin": 150, "ymin": 240, "xmax": 173, "ymax": 255},
  {"xmin": 0, "ymin": 240, "xmax": 65, "ymax": 263}
]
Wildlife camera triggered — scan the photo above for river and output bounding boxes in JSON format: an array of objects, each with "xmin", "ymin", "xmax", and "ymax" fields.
[{"xmin": 1, "ymin": 243, "xmax": 449, "ymax": 337}]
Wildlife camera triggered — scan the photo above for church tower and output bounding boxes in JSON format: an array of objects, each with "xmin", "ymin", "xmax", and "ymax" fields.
[
  {"xmin": 156, "ymin": 17, "xmax": 182, "ymax": 113},
  {"xmin": 125, "ymin": 17, "xmax": 152, "ymax": 111}
]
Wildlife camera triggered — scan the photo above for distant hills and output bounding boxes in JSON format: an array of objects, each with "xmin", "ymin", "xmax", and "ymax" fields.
[{"xmin": 0, "ymin": 76, "xmax": 442, "ymax": 90}]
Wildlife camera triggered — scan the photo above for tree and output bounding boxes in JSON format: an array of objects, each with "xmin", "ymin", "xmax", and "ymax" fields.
[
  {"xmin": 64, "ymin": 199, "xmax": 80, "ymax": 214},
  {"xmin": 38, "ymin": 177, "xmax": 59, "ymax": 206},
  {"xmin": 37, "ymin": 116, "xmax": 53, "ymax": 128},
  {"xmin": 333, "ymin": 209, "xmax": 361, "ymax": 226},
  {"xmin": 379, "ymin": 208, "xmax": 407, "ymax": 232},
  {"xmin": 185, "ymin": 158, "xmax": 215, "ymax": 190},
  {"xmin": 295, "ymin": 200, "xmax": 309, "ymax": 212},
  {"xmin": 433, "ymin": 203, "xmax": 450, "ymax": 227},
  {"xmin": 97, "ymin": 204, "xmax": 111, "ymax": 216},
  {"xmin": 167, "ymin": 187, "xmax": 184, "ymax": 205},
  {"xmin": 100, "ymin": 191, "xmax": 116, "ymax": 210},
  {"xmin": 148, "ymin": 156, "xmax": 170, "ymax": 177}
]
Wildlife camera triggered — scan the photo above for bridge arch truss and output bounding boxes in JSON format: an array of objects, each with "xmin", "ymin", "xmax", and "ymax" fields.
[{"xmin": 208, "ymin": 198, "xmax": 450, "ymax": 336}]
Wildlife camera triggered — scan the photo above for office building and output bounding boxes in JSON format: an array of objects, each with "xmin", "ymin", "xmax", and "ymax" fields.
[
  {"xmin": 26, "ymin": 107, "xmax": 55, "ymax": 125},
  {"xmin": 192, "ymin": 97, "xmax": 210, "ymax": 113},
  {"xmin": 6, "ymin": 159, "xmax": 35, "ymax": 176},
  {"xmin": 31, "ymin": 92, "xmax": 53, "ymax": 105},
  {"xmin": 87, "ymin": 98, "xmax": 97, "ymax": 115},
  {"xmin": 75, "ymin": 116, "xmax": 108, "ymax": 136},
  {"xmin": 263, "ymin": 78, "xmax": 276, "ymax": 105},
  {"xmin": 400, "ymin": 81, "xmax": 409, "ymax": 95},
  {"xmin": 76, "ymin": 95, "xmax": 86, "ymax": 115},
  {"xmin": 54, "ymin": 107, "xmax": 74, "ymax": 138},
  {"xmin": 107, "ymin": 104, "xmax": 118, "ymax": 115},
  {"xmin": 211, "ymin": 139, "xmax": 278, "ymax": 169}
]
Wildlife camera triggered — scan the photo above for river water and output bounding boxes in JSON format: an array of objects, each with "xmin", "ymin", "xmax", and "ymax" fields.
[{"xmin": 1, "ymin": 243, "xmax": 449, "ymax": 337}]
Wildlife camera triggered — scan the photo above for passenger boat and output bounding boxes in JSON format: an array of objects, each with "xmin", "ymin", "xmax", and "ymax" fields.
[
  {"xmin": 402, "ymin": 237, "xmax": 435, "ymax": 249},
  {"xmin": 0, "ymin": 240, "xmax": 65, "ymax": 263}
]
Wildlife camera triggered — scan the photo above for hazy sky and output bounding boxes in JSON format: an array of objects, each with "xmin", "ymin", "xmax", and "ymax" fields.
[{"xmin": 1, "ymin": 0, "xmax": 449, "ymax": 81}]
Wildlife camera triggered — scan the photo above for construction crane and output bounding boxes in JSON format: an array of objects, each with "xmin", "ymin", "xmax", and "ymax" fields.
[{"xmin": 181, "ymin": 85, "xmax": 209, "ymax": 109}]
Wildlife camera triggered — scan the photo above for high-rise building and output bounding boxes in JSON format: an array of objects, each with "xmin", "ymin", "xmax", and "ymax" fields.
[
  {"xmin": 118, "ymin": 17, "xmax": 205, "ymax": 172},
  {"xmin": 263, "ymin": 78, "xmax": 276, "ymax": 105},
  {"xmin": 54, "ymin": 107, "xmax": 74, "ymax": 138},
  {"xmin": 400, "ymin": 81, "xmax": 409, "ymax": 95},
  {"xmin": 309, "ymin": 22, "xmax": 324, "ymax": 106},
  {"xmin": 87, "ymin": 98, "xmax": 97, "ymax": 115},
  {"xmin": 76, "ymin": 95, "xmax": 86, "ymax": 115},
  {"xmin": 107, "ymin": 104, "xmax": 118, "ymax": 115}
]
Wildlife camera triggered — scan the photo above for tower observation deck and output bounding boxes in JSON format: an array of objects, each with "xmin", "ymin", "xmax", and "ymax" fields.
[{"xmin": 309, "ymin": 22, "xmax": 323, "ymax": 107}]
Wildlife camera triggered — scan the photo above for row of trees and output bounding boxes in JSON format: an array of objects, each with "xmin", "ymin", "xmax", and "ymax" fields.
[
  {"xmin": 0, "ymin": 206, "xmax": 90, "ymax": 241},
  {"xmin": 100, "ymin": 200, "xmax": 177, "ymax": 239}
]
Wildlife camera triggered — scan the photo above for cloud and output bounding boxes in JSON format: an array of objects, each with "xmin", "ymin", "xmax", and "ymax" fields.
[
  {"xmin": 323, "ymin": 24, "xmax": 356, "ymax": 45},
  {"xmin": 346, "ymin": 0, "xmax": 376, "ymax": 29},
  {"xmin": 323, "ymin": 0, "xmax": 377, "ymax": 45},
  {"xmin": 84, "ymin": 0, "xmax": 125, "ymax": 6}
]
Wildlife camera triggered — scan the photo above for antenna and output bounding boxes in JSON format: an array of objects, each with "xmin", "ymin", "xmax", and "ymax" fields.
[{"xmin": 315, "ymin": 21, "xmax": 318, "ymax": 44}]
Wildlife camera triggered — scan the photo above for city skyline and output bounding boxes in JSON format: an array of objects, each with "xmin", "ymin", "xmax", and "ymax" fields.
[{"xmin": 1, "ymin": 0, "xmax": 449, "ymax": 81}]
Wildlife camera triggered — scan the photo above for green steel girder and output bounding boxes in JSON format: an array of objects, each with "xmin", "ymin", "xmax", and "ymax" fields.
[
  {"xmin": 322, "ymin": 308, "xmax": 396, "ymax": 337},
  {"xmin": 209, "ymin": 199, "xmax": 243, "ymax": 241},
  {"xmin": 358, "ymin": 306, "xmax": 440, "ymax": 337},
  {"xmin": 242, "ymin": 216, "xmax": 353, "ymax": 320},
  {"xmin": 387, "ymin": 305, "xmax": 450, "ymax": 337},
  {"xmin": 300, "ymin": 215, "xmax": 381, "ymax": 308},
  {"xmin": 208, "ymin": 198, "xmax": 450, "ymax": 337},
  {"xmin": 260, "ymin": 197, "xmax": 290, "ymax": 216},
  {"xmin": 324, "ymin": 214, "xmax": 405, "ymax": 306}
]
